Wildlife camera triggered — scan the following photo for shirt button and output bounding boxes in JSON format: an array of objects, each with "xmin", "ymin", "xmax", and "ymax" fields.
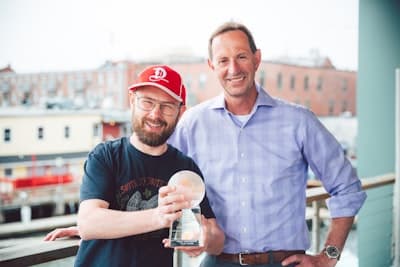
[
  {"xmin": 240, "ymin": 153, "xmax": 245, "ymax": 158},
  {"xmin": 241, "ymin": 201, "xmax": 246, "ymax": 207},
  {"xmin": 243, "ymin": 227, "xmax": 247, "ymax": 233},
  {"xmin": 242, "ymin": 177, "xmax": 246, "ymax": 183}
]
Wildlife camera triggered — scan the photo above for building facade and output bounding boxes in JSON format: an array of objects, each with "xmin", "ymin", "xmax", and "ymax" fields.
[
  {"xmin": 0, "ymin": 57, "xmax": 356, "ymax": 116},
  {"xmin": 0, "ymin": 61, "xmax": 140, "ymax": 112},
  {"xmin": 0, "ymin": 109, "xmax": 103, "ymax": 221}
]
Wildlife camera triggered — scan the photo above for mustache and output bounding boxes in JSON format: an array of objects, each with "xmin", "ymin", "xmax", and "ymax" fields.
[
  {"xmin": 226, "ymin": 72, "xmax": 245, "ymax": 80},
  {"xmin": 143, "ymin": 117, "xmax": 167, "ymax": 127}
]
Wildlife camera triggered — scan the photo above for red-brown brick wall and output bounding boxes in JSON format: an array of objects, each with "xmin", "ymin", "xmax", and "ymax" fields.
[{"xmin": 168, "ymin": 61, "xmax": 356, "ymax": 116}]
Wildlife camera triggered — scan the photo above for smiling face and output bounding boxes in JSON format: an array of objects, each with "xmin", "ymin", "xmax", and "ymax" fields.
[
  {"xmin": 129, "ymin": 86, "xmax": 182, "ymax": 147},
  {"xmin": 208, "ymin": 29, "xmax": 261, "ymax": 100}
]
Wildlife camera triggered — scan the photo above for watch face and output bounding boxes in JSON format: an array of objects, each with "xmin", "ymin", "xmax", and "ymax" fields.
[{"xmin": 325, "ymin": 245, "xmax": 340, "ymax": 259}]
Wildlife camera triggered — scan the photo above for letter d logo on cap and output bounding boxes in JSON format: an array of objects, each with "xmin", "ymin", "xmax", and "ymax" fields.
[{"xmin": 149, "ymin": 67, "xmax": 169, "ymax": 83}]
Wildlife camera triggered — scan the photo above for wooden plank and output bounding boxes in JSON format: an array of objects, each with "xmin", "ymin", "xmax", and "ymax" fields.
[
  {"xmin": 306, "ymin": 187, "xmax": 330, "ymax": 203},
  {"xmin": 306, "ymin": 173, "xmax": 395, "ymax": 203},
  {"xmin": 307, "ymin": 179, "xmax": 322, "ymax": 188},
  {"xmin": 361, "ymin": 173, "xmax": 396, "ymax": 190}
]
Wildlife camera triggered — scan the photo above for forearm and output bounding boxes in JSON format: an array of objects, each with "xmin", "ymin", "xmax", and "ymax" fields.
[
  {"xmin": 204, "ymin": 219, "xmax": 225, "ymax": 255},
  {"xmin": 323, "ymin": 216, "xmax": 354, "ymax": 251},
  {"xmin": 78, "ymin": 200, "xmax": 163, "ymax": 240}
]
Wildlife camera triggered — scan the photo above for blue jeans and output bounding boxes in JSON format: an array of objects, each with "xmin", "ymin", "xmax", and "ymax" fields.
[{"xmin": 200, "ymin": 254, "xmax": 297, "ymax": 267}]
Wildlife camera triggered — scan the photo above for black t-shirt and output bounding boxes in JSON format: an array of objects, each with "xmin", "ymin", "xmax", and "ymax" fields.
[{"xmin": 74, "ymin": 137, "xmax": 215, "ymax": 267}]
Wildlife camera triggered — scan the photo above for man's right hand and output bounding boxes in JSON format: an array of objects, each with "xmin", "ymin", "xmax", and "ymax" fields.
[{"xmin": 155, "ymin": 185, "xmax": 191, "ymax": 228}]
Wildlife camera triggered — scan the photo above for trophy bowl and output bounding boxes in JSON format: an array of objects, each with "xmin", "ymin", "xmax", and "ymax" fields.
[{"xmin": 168, "ymin": 170, "xmax": 205, "ymax": 207}]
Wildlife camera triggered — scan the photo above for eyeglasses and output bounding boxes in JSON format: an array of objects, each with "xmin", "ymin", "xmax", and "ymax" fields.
[{"xmin": 135, "ymin": 94, "xmax": 181, "ymax": 116}]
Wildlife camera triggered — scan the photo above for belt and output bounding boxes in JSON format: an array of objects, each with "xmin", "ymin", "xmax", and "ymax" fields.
[{"xmin": 217, "ymin": 250, "xmax": 305, "ymax": 265}]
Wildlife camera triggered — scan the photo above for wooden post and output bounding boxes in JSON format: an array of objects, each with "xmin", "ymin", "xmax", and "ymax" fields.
[
  {"xmin": 19, "ymin": 191, "xmax": 31, "ymax": 223},
  {"xmin": 311, "ymin": 200, "xmax": 321, "ymax": 254}
]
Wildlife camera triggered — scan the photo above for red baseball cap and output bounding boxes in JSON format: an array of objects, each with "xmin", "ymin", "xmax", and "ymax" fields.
[{"xmin": 128, "ymin": 65, "xmax": 186, "ymax": 105}]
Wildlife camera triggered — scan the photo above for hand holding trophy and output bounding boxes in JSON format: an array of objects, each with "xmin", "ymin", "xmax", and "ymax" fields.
[{"xmin": 168, "ymin": 170, "xmax": 205, "ymax": 247}]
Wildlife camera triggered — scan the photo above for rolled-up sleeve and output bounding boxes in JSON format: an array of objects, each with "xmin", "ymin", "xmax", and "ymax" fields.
[{"xmin": 302, "ymin": 110, "xmax": 367, "ymax": 217}]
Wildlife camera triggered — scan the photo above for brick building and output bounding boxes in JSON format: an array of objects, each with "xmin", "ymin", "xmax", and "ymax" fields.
[
  {"xmin": 257, "ymin": 59, "xmax": 356, "ymax": 116},
  {"xmin": 0, "ymin": 57, "xmax": 356, "ymax": 116}
]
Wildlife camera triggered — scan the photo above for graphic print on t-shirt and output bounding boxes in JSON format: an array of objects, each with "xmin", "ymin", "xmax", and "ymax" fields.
[
  {"xmin": 126, "ymin": 191, "xmax": 158, "ymax": 211},
  {"xmin": 117, "ymin": 177, "xmax": 167, "ymax": 211}
]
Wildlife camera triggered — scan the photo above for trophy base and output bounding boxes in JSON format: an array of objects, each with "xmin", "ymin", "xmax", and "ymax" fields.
[
  {"xmin": 169, "ymin": 207, "xmax": 202, "ymax": 247},
  {"xmin": 170, "ymin": 240, "xmax": 200, "ymax": 247}
]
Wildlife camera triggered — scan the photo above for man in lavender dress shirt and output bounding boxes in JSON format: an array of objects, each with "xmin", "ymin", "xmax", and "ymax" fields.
[{"xmin": 168, "ymin": 21, "xmax": 367, "ymax": 267}]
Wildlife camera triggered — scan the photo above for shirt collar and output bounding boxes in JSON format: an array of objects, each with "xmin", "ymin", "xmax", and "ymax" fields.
[
  {"xmin": 209, "ymin": 93, "xmax": 226, "ymax": 109},
  {"xmin": 255, "ymin": 83, "xmax": 276, "ymax": 107}
]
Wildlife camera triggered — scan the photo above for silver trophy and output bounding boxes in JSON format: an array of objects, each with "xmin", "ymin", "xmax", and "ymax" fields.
[{"xmin": 168, "ymin": 170, "xmax": 205, "ymax": 247}]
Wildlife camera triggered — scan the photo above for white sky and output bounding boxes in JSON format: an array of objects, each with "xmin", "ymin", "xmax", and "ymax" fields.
[{"xmin": 0, "ymin": 0, "xmax": 359, "ymax": 73}]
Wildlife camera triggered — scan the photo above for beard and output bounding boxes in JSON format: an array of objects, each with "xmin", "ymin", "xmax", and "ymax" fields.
[{"xmin": 132, "ymin": 113, "xmax": 178, "ymax": 147}]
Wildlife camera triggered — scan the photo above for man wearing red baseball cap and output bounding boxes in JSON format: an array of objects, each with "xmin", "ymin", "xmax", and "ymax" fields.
[
  {"xmin": 129, "ymin": 65, "xmax": 186, "ymax": 105},
  {"xmin": 127, "ymin": 65, "xmax": 187, "ymax": 148},
  {"xmin": 74, "ymin": 65, "xmax": 224, "ymax": 267}
]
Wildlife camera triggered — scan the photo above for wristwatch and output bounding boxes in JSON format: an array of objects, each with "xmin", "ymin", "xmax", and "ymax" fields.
[{"xmin": 323, "ymin": 245, "xmax": 341, "ymax": 260}]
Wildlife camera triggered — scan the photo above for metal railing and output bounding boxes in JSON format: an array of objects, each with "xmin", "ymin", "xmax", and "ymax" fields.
[
  {"xmin": 306, "ymin": 173, "xmax": 395, "ymax": 253},
  {"xmin": 0, "ymin": 173, "xmax": 395, "ymax": 267}
]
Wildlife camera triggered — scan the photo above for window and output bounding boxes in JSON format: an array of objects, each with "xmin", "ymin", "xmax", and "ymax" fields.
[
  {"xmin": 64, "ymin": 126, "xmax": 70, "ymax": 138},
  {"xmin": 93, "ymin": 124, "xmax": 100, "ymax": 137},
  {"xmin": 0, "ymin": 81, "xmax": 11, "ymax": 92},
  {"xmin": 317, "ymin": 77, "xmax": 323, "ymax": 91},
  {"xmin": 5, "ymin": 168, "xmax": 12, "ymax": 177},
  {"xmin": 47, "ymin": 76, "xmax": 57, "ymax": 93},
  {"xmin": 21, "ymin": 92, "xmax": 32, "ymax": 105},
  {"xmin": 98, "ymin": 72, "xmax": 105, "ymax": 86},
  {"xmin": 329, "ymin": 100, "xmax": 335, "ymax": 115},
  {"xmin": 2, "ymin": 91, "xmax": 10, "ymax": 106},
  {"xmin": 342, "ymin": 79, "xmax": 348, "ymax": 91},
  {"xmin": 107, "ymin": 72, "xmax": 114, "ymax": 87},
  {"xmin": 304, "ymin": 76, "xmax": 309, "ymax": 90},
  {"xmin": 277, "ymin": 73, "xmax": 282, "ymax": 90},
  {"xmin": 38, "ymin": 127, "xmax": 44, "ymax": 140},
  {"xmin": 290, "ymin": 75, "xmax": 295, "ymax": 90},
  {"xmin": 342, "ymin": 100, "xmax": 348, "ymax": 113},
  {"xmin": 4, "ymin": 128, "xmax": 11, "ymax": 142}
]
